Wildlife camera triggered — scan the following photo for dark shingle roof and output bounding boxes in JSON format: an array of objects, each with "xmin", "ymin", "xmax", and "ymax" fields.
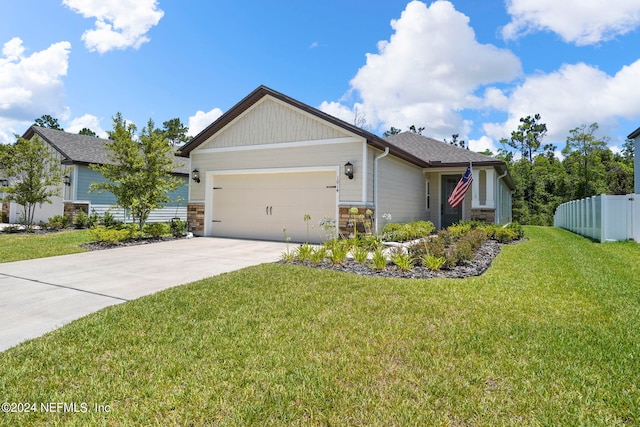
[
  {"xmin": 384, "ymin": 132, "xmax": 502, "ymax": 166},
  {"xmin": 628, "ymin": 126, "xmax": 640, "ymax": 139},
  {"xmin": 24, "ymin": 126, "xmax": 188, "ymax": 176}
]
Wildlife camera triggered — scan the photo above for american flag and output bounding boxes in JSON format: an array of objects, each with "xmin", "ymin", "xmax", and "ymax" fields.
[{"xmin": 448, "ymin": 164, "xmax": 473, "ymax": 208}]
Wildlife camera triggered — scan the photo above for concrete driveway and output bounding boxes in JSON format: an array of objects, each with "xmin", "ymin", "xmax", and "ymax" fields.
[{"xmin": 0, "ymin": 237, "xmax": 288, "ymax": 352}]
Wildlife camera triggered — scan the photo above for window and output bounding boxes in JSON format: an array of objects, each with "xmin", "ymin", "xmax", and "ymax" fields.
[{"xmin": 425, "ymin": 178, "xmax": 431, "ymax": 211}]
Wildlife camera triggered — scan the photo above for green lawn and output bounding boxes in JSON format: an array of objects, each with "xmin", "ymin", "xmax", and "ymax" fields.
[
  {"xmin": 1, "ymin": 227, "xmax": 639, "ymax": 425},
  {"xmin": 0, "ymin": 230, "xmax": 92, "ymax": 263}
]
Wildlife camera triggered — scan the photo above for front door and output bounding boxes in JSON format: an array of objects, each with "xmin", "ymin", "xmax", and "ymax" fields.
[{"xmin": 441, "ymin": 175, "xmax": 462, "ymax": 229}]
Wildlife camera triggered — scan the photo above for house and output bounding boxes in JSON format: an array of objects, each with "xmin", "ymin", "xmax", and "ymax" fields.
[
  {"xmin": 627, "ymin": 126, "xmax": 640, "ymax": 194},
  {"xmin": 1, "ymin": 126, "xmax": 189, "ymax": 225},
  {"xmin": 178, "ymin": 85, "xmax": 515, "ymax": 243}
]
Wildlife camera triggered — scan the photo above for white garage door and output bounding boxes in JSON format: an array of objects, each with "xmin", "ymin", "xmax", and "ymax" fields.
[{"xmin": 210, "ymin": 171, "xmax": 337, "ymax": 243}]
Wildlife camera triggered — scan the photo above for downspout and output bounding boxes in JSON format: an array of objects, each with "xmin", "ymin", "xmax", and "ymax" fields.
[
  {"xmin": 496, "ymin": 170, "xmax": 508, "ymax": 225},
  {"xmin": 373, "ymin": 147, "xmax": 390, "ymax": 234}
]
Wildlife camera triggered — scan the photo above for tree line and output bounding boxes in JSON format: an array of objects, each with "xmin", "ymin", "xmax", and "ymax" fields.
[
  {"xmin": 384, "ymin": 116, "xmax": 635, "ymax": 226},
  {"xmin": 490, "ymin": 115, "xmax": 633, "ymax": 225}
]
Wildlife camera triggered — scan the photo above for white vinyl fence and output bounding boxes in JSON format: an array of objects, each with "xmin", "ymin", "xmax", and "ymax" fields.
[{"xmin": 554, "ymin": 194, "xmax": 640, "ymax": 242}]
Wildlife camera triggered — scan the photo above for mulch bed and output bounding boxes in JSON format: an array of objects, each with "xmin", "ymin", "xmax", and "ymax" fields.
[{"xmin": 281, "ymin": 239, "xmax": 524, "ymax": 279}]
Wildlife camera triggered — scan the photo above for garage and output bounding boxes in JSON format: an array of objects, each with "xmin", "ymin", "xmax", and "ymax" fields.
[{"xmin": 207, "ymin": 170, "xmax": 338, "ymax": 243}]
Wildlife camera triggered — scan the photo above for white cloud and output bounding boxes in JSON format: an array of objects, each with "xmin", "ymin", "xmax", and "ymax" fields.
[
  {"xmin": 318, "ymin": 101, "xmax": 361, "ymax": 124},
  {"xmin": 502, "ymin": 0, "xmax": 640, "ymax": 45},
  {"xmin": 63, "ymin": 0, "xmax": 164, "ymax": 54},
  {"xmin": 188, "ymin": 108, "xmax": 224, "ymax": 137},
  {"xmin": 324, "ymin": 1, "xmax": 521, "ymax": 140},
  {"xmin": 0, "ymin": 37, "xmax": 71, "ymax": 127},
  {"xmin": 65, "ymin": 114, "xmax": 108, "ymax": 138},
  {"xmin": 468, "ymin": 135, "xmax": 499, "ymax": 154},
  {"xmin": 483, "ymin": 60, "xmax": 640, "ymax": 144}
]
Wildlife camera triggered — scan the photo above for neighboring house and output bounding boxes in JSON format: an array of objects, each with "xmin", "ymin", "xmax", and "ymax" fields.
[
  {"xmin": 1, "ymin": 126, "xmax": 189, "ymax": 225},
  {"xmin": 179, "ymin": 85, "xmax": 515, "ymax": 243},
  {"xmin": 628, "ymin": 126, "xmax": 640, "ymax": 194}
]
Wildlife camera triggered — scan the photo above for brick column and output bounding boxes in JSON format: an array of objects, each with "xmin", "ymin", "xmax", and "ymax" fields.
[
  {"xmin": 187, "ymin": 203, "xmax": 205, "ymax": 235},
  {"xmin": 338, "ymin": 206, "xmax": 375, "ymax": 237}
]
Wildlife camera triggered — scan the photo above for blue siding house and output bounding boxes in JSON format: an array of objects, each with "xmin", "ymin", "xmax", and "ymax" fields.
[{"xmin": 2, "ymin": 126, "xmax": 188, "ymax": 224}]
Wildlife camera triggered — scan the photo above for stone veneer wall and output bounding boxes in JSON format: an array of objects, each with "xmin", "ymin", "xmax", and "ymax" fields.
[
  {"xmin": 470, "ymin": 208, "xmax": 496, "ymax": 224},
  {"xmin": 338, "ymin": 206, "xmax": 375, "ymax": 237},
  {"xmin": 63, "ymin": 202, "xmax": 89, "ymax": 222},
  {"xmin": 1, "ymin": 201, "xmax": 9, "ymax": 223},
  {"xmin": 187, "ymin": 203, "xmax": 205, "ymax": 235}
]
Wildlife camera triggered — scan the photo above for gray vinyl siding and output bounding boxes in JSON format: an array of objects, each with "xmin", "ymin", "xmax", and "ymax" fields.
[
  {"xmin": 377, "ymin": 155, "xmax": 427, "ymax": 224},
  {"xmin": 190, "ymin": 141, "xmax": 365, "ymax": 203}
]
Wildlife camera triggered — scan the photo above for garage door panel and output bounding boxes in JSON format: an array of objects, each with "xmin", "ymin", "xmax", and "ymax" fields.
[{"xmin": 210, "ymin": 171, "xmax": 337, "ymax": 243}]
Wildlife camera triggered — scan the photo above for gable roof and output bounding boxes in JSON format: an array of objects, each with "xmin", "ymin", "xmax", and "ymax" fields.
[
  {"xmin": 628, "ymin": 126, "xmax": 640, "ymax": 139},
  {"xmin": 178, "ymin": 85, "xmax": 514, "ymax": 188},
  {"xmin": 23, "ymin": 126, "xmax": 189, "ymax": 176},
  {"xmin": 178, "ymin": 85, "xmax": 430, "ymax": 167}
]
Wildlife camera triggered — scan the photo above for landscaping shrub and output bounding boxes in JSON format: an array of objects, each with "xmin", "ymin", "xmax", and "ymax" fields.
[
  {"xmin": 295, "ymin": 243, "xmax": 313, "ymax": 263},
  {"xmin": 370, "ymin": 248, "xmax": 387, "ymax": 270},
  {"xmin": 170, "ymin": 218, "xmax": 187, "ymax": 237},
  {"xmin": 47, "ymin": 214, "xmax": 71, "ymax": 230},
  {"xmin": 423, "ymin": 254, "xmax": 446, "ymax": 271},
  {"xmin": 89, "ymin": 223, "xmax": 142, "ymax": 244},
  {"xmin": 352, "ymin": 245, "xmax": 369, "ymax": 263},
  {"xmin": 74, "ymin": 211, "xmax": 89, "ymax": 229},
  {"xmin": 390, "ymin": 248, "xmax": 414, "ymax": 271},
  {"xmin": 101, "ymin": 211, "xmax": 117, "ymax": 228},
  {"xmin": 143, "ymin": 222, "xmax": 170, "ymax": 238},
  {"xmin": 382, "ymin": 220, "xmax": 435, "ymax": 242},
  {"xmin": 309, "ymin": 246, "xmax": 326, "ymax": 264},
  {"xmin": 326, "ymin": 239, "xmax": 350, "ymax": 264}
]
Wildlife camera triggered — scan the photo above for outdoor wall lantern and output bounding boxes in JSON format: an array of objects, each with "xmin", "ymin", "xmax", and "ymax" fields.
[
  {"xmin": 344, "ymin": 162, "xmax": 354, "ymax": 180},
  {"xmin": 192, "ymin": 169, "xmax": 201, "ymax": 183},
  {"xmin": 63, "ymin": 175, "xmax": 71, "ymax": 186},
  {"xmin": 0, "ymin": 178, "xmax": 8, "ymax": 187}
]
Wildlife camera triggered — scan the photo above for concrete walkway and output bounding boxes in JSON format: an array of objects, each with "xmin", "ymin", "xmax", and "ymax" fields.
[{"xmin": 0, "ymin": 237, "xmax": 288, "ymax": 352}]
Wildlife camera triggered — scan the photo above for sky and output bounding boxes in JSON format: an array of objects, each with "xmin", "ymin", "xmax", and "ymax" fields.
[{"xmin": 2, "ymin": 0, "xmax": 640, "ymax": 157}]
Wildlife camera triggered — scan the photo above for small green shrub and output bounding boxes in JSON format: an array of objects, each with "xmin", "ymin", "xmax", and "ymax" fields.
[
  {"xmin": 423, "ymin": 254, "xmax": 446, "ymax": 271},
  {"xmin": 143, "ymin": 222, "xmax": 170, "ymax": 238},
  {"xmin": 74, "ymin": 211, "xmax": 89, "ymax": 229},
  {"xmin": 89, "ymin": 226, "xmax": 134, "ymax": 244},
  {"xmin": 295, "ymin": 243, "xmax": 313, "ymax": 263},
  {"xmin": 309, "ymin": 246, "xmax": 327, "ymax": 264},
  {"xmin": 88, "ymin": 212, "xmax": 100, "ymax": 228},
  {"xmin": 390, "ymin": 249, "xmax": 414, "ymax": 271},
  {"xmin": 352, "ymin": 245, "xmax": 369, "ymax": 264},
  {"xmin": 493, "ymin": 227, "xmax": 519, "ymax": 243},
  {"xmin": 382, "ymin": 220, "xmax": 435, "ymax": 242},
  {"xmin": 448, "ymin": 223, "xmax": 472, "ymax": 237},
  {"xmin": 328, "ymin": 240, "xmax": 350, "ymax": 265},
  {"xmin": 101, "ymin": 211, "xmax": 117, "ymax": 228},
  {"xmin": 370, "ymin": 248, "xmax": 387, "ymax": 270},
  {"xmin": 170, "ymin": 218, "xmax": 188, "ymax": 237},
  {"xmin": 47, "ymin": 215, "xmax": 71, "ymax": 230}
]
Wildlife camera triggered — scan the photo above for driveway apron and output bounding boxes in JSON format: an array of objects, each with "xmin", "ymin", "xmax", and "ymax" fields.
[{"xmin": 0, "ymin": 237, "xmax": 287, "ymax": 352}]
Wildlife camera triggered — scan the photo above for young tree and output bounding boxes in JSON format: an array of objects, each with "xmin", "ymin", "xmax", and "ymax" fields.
[
  {"xmin": 34, "ymin": 115, "xmax": 64, "ymax": 130},
  {"xmin": 561, "ymin": 123, "xmax": 609, "ymax": 198},
  {"xmin": 1, "ymin": 136, "xmax": 64, "ymax": 228},
  {"xmin": 383, "ymin": 127, "xmax": 402, "ymax": 137},
  {"xmin": 160, "ymin": 118, "xmax": 190, "ymax": 146},
  {"xmin": 445, "ymin": 133, "xmax": 467, "ymax": 149},
  {"xmin": 90, "ymin": 113, "xmax": 182, "ymax": 230},
  {"xmin": 501, "ymin": 114, "xmax": 548, "ymax": 162},
  {"xmin": 78, "ymin": 127, "xmax": 97, "ymax": 137}
]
